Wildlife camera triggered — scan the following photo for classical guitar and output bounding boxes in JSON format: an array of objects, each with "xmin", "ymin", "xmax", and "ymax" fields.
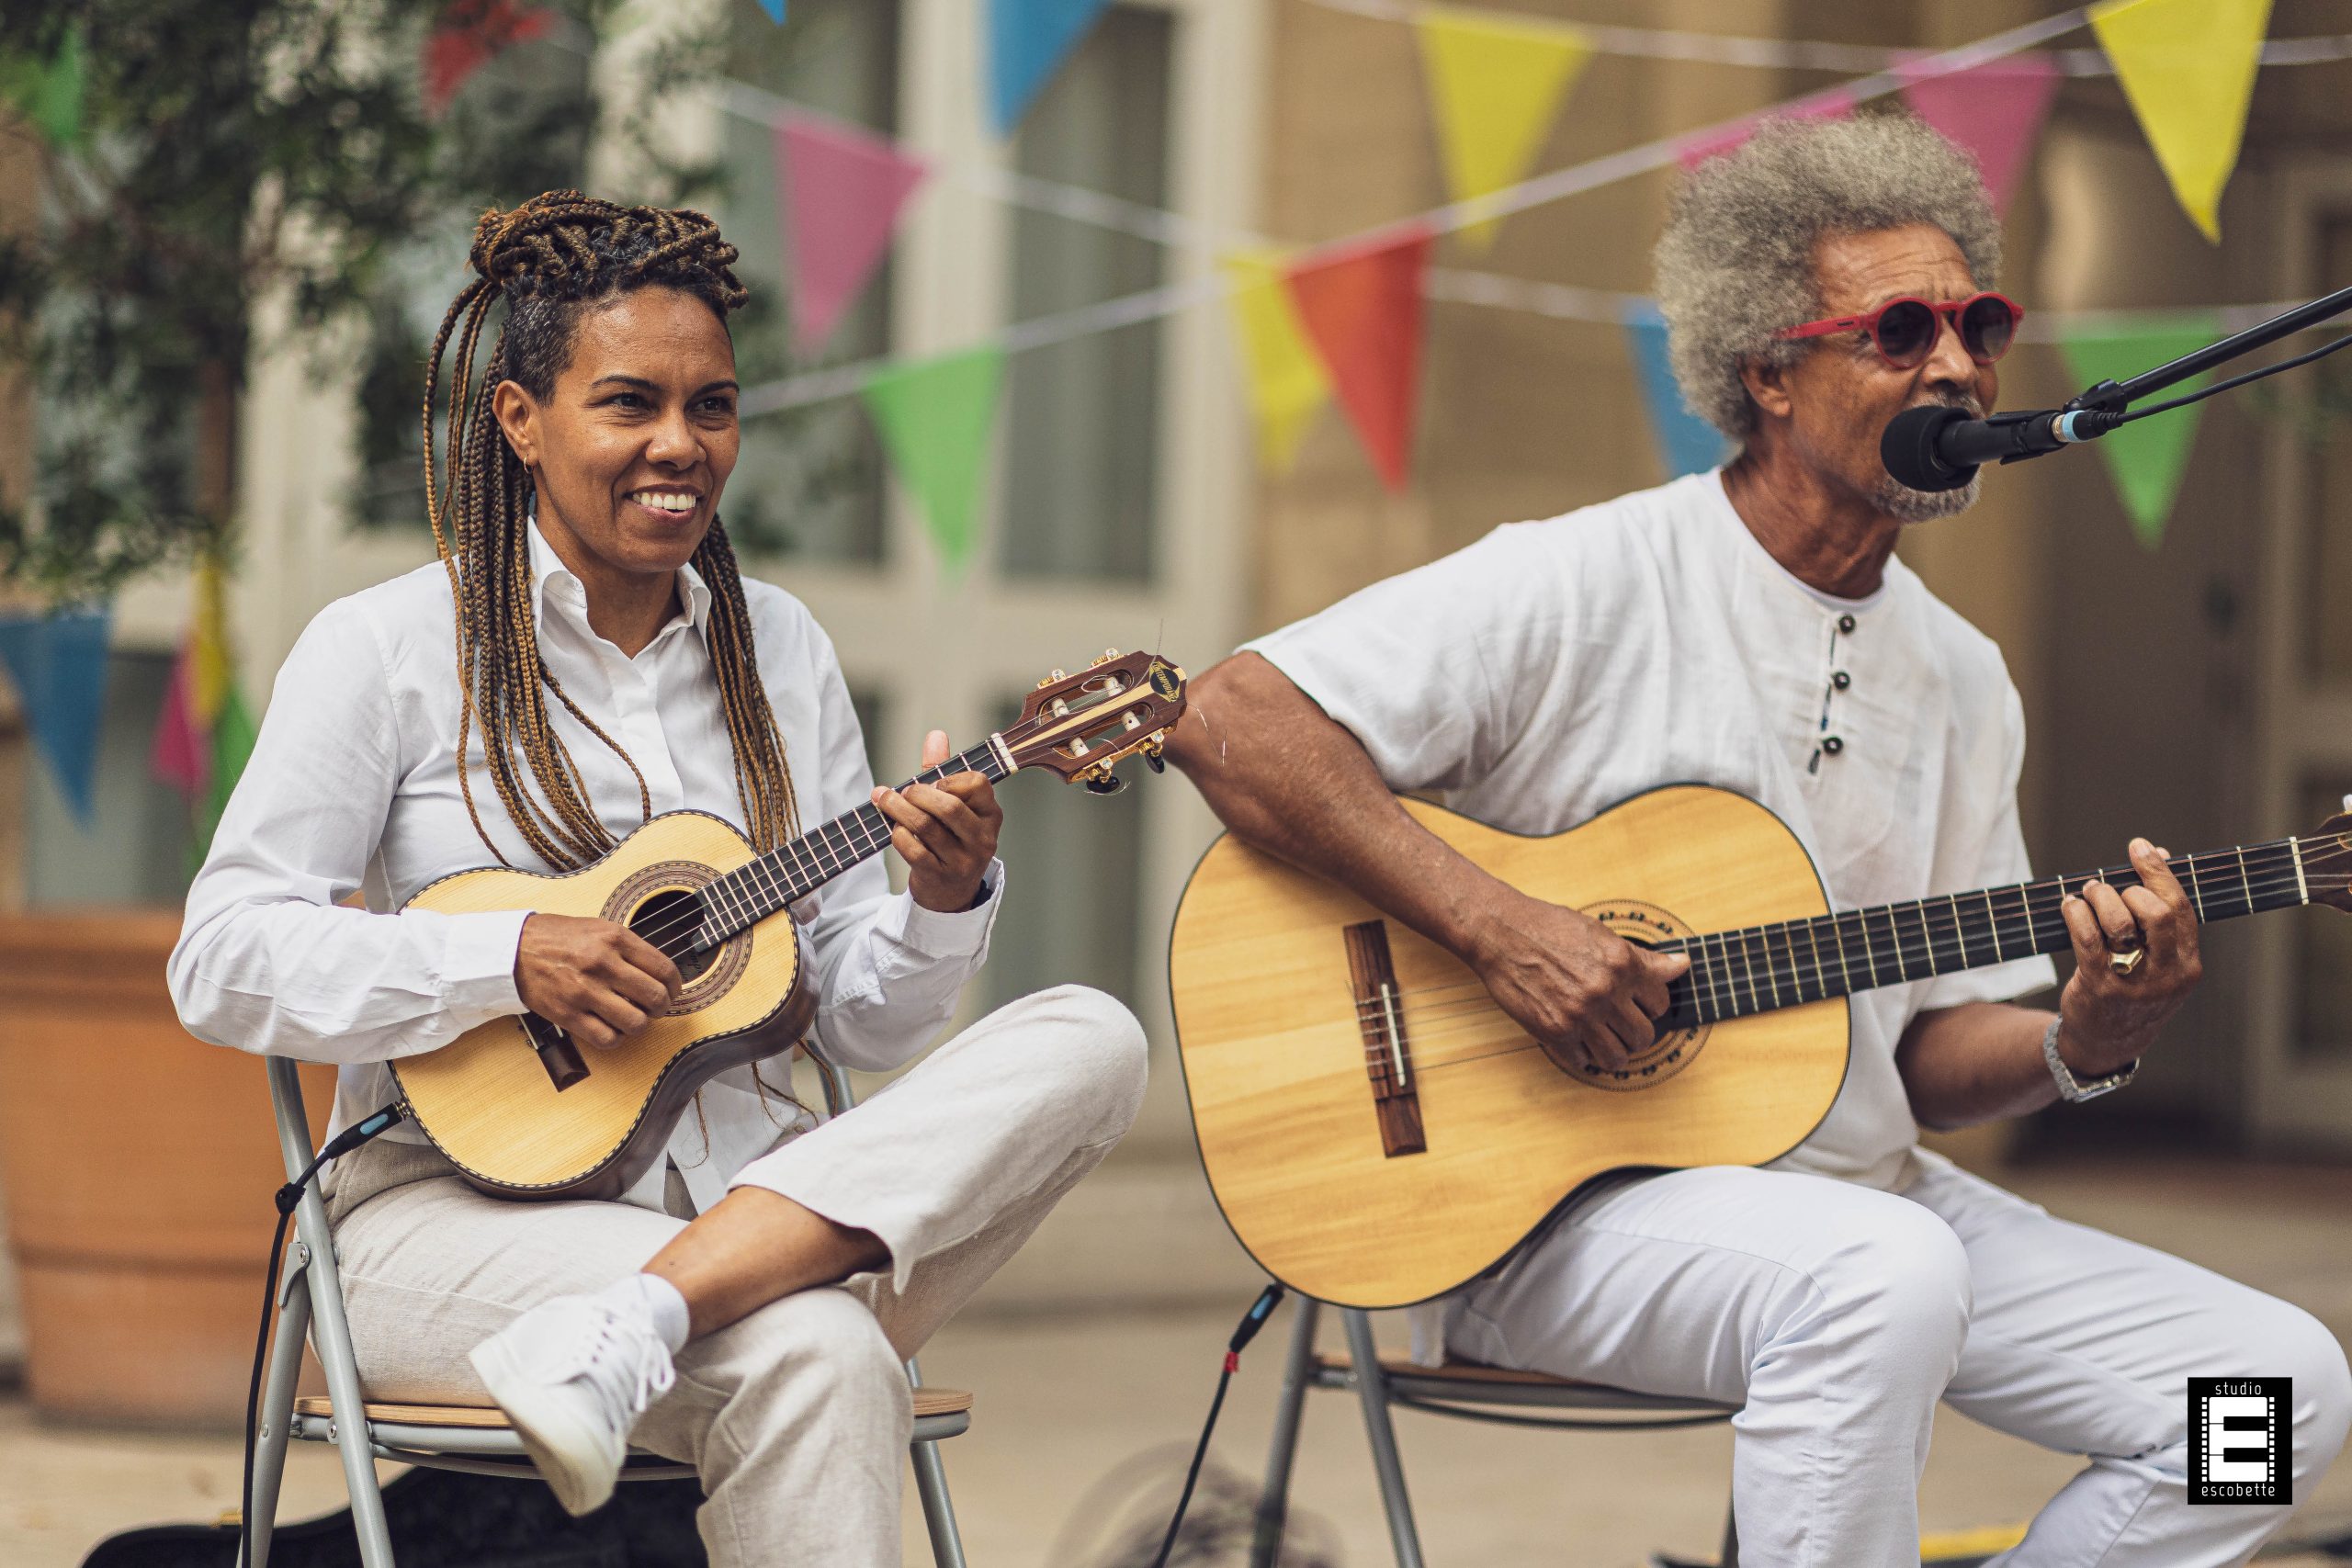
[
  {"xmin": 390, "ymin": 651, "xmax": 1187, "ymax": 1201},
  {"xmin": 1168, "ymin": 784, "xmax": 2352, "ymax": 1309}
]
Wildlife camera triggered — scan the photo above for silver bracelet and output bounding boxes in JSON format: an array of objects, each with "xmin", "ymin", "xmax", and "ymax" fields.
[{"xmin": 2042, "ymin": 1016, "xmax": 2138, "ymax": 1102}]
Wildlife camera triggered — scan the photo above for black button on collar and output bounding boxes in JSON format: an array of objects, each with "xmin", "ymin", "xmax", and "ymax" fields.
[
  {"xmin": 1822, "ymin": 736, "xmax": 1845, "ymax": 755},
  {"xmin": 1833, "ymin": 671, "xmax": 1852, "ymax": 690},
  {"xmin": 1838, "ymin": 614, "xmax": 1857, "ymax": 634}
]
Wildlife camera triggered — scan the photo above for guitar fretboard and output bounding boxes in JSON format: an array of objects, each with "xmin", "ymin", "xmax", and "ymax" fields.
[
  {"xmin": 1655, "ymin": 839, "xmax": 2315, "ymax": 1031},
  {"xmin": 679, "ymin": 740, "xmax": 1008, "ymax": 953}
]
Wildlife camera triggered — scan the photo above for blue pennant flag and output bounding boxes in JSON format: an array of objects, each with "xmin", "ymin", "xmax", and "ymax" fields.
[
  {"xmin": 1623, "ymin": 305, "xmax": 1731, "ymax": 480},
  {"xmin": 989, "ymin": 0, "xmax": 1111, "ymax": 136},
  {"xmin": 0, "ymin": 607, "xmax": 111, "ymax": 826},
  {"xmin": 756, "ymin": 0, "xmax": 786, "ymax": 22}
]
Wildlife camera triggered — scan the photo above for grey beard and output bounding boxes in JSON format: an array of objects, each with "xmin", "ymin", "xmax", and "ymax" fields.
[{"xmin": 1875, "ymin": 468, "xmax": 1981, "ymax": 523}]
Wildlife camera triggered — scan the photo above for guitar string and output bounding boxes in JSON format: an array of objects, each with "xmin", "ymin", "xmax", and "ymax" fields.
[
  {"xmin": 1351, "ymin": 877, "xmax": 2352, "ymax": 1073},
  {"xmin": 622, "ymin": 687, "xmax": 1171, "ymax": 954},
  {"xmin": 1344, "ymin": 855, "xmax": 2345, "ymax": 1024},
  {"xmin": 1345, "ymin": 866, "xmax": 2349, "ymax": 1067}
]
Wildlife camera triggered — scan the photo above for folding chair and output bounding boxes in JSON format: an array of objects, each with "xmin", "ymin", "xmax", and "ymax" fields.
[
  {"xmin": 243, "ymin": 1053, "xmax": 975, "ymax": 1568},
  {"xmin": 1250, "ymin": 1295, "xmax": 1741, "ymax": 1568}
]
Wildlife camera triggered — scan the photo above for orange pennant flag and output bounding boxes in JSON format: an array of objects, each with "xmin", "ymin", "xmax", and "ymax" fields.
[{"xmin": 1283, "ymin": 226, "xmax": 1434, "ymax": 491}]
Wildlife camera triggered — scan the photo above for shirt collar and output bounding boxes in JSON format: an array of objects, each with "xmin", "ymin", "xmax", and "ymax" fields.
[{"xmin": 525, "ymin": 514, "xmax": 714, "ymax": 643}]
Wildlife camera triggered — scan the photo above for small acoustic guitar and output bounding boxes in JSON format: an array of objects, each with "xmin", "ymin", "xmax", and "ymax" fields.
[
  {"xmin": 390, "ymin": 651, "xmax": 1187, "ymax": 1201},
  {"xmin": 1168, "ymin": 784, "xmax": 2352, "ymax": 1309}
]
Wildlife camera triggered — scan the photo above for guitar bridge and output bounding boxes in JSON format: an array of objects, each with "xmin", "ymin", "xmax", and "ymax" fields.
[
  {"xmin": 522, "ymin": 1012, "xmax": 588, "ymax": 1091},
  {"xmin": 1344, "ymin": 919, "xmax": 1425, "ymax": 1157}
]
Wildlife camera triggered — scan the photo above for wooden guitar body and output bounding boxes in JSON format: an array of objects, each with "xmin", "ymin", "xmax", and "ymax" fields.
[
  {"xmin": 390, "ymin": 810, "xmax": 810, "ymax": 1202},
  {"xmin": 1169, "ymin": 784, "xmax": 1851, "ymax": 1309}
]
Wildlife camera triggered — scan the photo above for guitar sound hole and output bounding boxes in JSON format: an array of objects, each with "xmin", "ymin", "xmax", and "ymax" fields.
[{"xmin": 630, "ymin": 889, "xmax": 719, "ymax": 986}]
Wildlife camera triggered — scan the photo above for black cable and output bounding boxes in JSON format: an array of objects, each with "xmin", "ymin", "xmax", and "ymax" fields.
[
  {"xmin": 2112, "ymin": 329, "xmax": 2352, "ymax": 423},
  {"xmin": 1150, "ymin": 1282, "xmax": 1285, "ymax": 1568},
  {"xmin": 241, "ymin": 1102, "xmax": 406, "ymax": 1568}
]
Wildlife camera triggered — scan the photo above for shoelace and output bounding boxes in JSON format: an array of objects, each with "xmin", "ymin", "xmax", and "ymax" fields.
[{"xmin": 577, "ymin": 1307, "xmax": 676, "ymax": 1419}]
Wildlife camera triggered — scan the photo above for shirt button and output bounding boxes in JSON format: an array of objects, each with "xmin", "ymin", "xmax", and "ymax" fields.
[
  {"xmin": 1833, "ymin": 671, "xmax": 1852, "ymax": 690},
  {"xmin": 1822, "ymin": 736, "xmax": 1845, "ymax": 755},
  {"xmin": 1838, "ymin": 614, "xmax": 1857, "ymax": 634}
]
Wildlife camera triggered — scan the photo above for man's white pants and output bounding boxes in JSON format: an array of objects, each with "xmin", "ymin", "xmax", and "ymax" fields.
[
  {"xmin": 326, "ymin": 984, "xmax": 1148, "ymax": 1568},
  {"xmin": 1449, "ymin": 1154, "xmax": 2351, "ymax": 1567}
]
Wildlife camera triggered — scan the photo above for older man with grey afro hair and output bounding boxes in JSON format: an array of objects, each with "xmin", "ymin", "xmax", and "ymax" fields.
[{"xmin": 1170, "ymin": 110, "xmax": 2348, "ymax": 1567}]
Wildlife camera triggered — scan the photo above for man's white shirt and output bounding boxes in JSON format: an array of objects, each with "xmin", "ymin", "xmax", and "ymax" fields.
[
  {"xmin": 170, "ymin": 522, "xmax": 1002, "ymax": 1215},
  {"xmin": 1245, "ymin": 468, "xmax": 2057, "ymax": 1194}
]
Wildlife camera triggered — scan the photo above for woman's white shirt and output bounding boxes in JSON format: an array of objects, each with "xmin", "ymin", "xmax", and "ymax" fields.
[{"xmin": 168, "ymin": 521, "xmax": 1001, "ymax": 1214}]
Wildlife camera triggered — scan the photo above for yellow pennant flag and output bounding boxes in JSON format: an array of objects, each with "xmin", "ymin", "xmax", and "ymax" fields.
[
  {"xmin": 1220, "ymin": 252, "xmax": 1330, "ymax": 474},
  {"xmin": 189, "ymin": 557, "xmax": 232, "ymax": 725},
  {"xmin": 2091, "ymin": 0, "xmax": 2271, "ymax": 243},
  {"xmin": 1414, "ymin": 5, "xmax": 1593, "ymax": 250}
]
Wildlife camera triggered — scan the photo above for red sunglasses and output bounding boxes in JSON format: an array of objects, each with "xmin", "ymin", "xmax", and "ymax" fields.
[{"xmin": 1774, "ymin": 292, "xmax": 2024, "ymax": 369}]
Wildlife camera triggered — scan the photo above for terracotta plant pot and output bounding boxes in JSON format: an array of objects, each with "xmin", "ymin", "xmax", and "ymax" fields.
[{"xmin": 0, "ymin": 909, "xmax": 331, "ymax": 1427}]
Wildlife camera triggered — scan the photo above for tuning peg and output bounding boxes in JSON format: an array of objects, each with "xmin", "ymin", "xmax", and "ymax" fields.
[
  {"xmin": 1144, "ymin": 750, "xmax": 1165, "ymax": 774},
  {"xmin": 1091, "ymin": 648, "xmax": 1121, "ymax": 666},
  {"xmin": 1036, "ymin": 668, "xmax": 1068, "ymax": 690},
  {"xmin": 1083, "ymin": 769, "xmax": 1128, "ymax": 796}
]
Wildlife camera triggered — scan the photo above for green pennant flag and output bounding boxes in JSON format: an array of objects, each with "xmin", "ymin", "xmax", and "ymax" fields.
[
  {"xmin": 2057, "ymin": 316, "xmax": 2219, "ymax": 550},
  {"xmin": 860, "ymin": 346, "xmax": 1004, "ymax": 572},
  {"xmin": 193, "ymin": 682, "xmax": 258, "ymax": 865},
  {"xmin": 2, "ymin": 28, "xmax": 84, "ymax": 148}
]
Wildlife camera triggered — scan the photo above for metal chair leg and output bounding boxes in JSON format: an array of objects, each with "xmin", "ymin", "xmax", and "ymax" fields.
[
  {"xmin": 1250, "ymin": 1295, "xmax": 1320, "ymax": 1568},
  {"xmin": 290, "ymin": 1193, "xmax": 397, "ymax": 1567},
  {"xmin": 1342, "ymin": 1309, "xmax": 1425, "ymax": 1568},
  {"xmin": 241, "ymin": 1265, "xmax": 312, "ymax": 1568},
  {"xmin": 904, "ymin": 1356, "xmax": 968, "ymax": 1568}
]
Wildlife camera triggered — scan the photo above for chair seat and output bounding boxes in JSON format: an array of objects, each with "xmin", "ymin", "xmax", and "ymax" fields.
[
  {"xmin": 1311, "ymin": 1350, "xmax": 1735, "ymax": 1414},
  {"xmin": 294, "ymin": 1387, "xmax": 975, "ymax": 1427}
]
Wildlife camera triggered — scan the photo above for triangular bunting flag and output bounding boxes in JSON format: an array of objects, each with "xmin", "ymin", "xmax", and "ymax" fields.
[
  {"xmin": 1623, "ymin": 307, "xmax": 1731, "ymax": 480},
  {"xmin": 861, "ymin": 347, "xmax": 1006, "ymax": 571},
  {"xmin": 197, "ymin": 683, "xmax": 259, "ymax": 860},
  {"xmin": 777, "ymin": 113, "xmax": 929, "ymax": 357},
  {"xmin": 0, "ymin": 607, "xmax": 111, "ymax": 825},
  {"xmin": 424, "ymin": 0, "xmax": 556, "ymax": 118},
  {"xmin": 989, "ymin": 0, "xmax": 1113, "ymax": 137},
  {"xmin": 1, "ymin": 28, "xmax": 84, "ymax": 149},
  {"xmin": 1679, "ymin": 90, "xmax": 1854, "ymax": 170},
  {"xmin": 2090, "ymin": 0, "xmax": 2270, "ymax": 243},
  {"xmin": 1284, "ymin": 226, "xmax": 1433, "ymax": 491},
  {"xmin": 151, "ymin": 642, "xmax": 209, "ymax": 801},
  {"xmin": 757, "ymin": 0, "xmax": 786, "ymax": 21},
  {"xmin": 1413, "ymin": 6, "xmax": 1593, "ymax": 250},
  {"xmin": 2058, "ymin": 317, "xmax": 2218, "ymax": 549},
  {"xmin": 1220, "ymin": 252, "xmax": 1332, "ymax": 474},
  {"xmin": 1900, "ymin": 53, "xmax": 2060, "ymax": 216}
]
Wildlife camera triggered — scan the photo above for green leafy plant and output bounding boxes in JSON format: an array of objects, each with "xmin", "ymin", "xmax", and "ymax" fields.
[{"xmin": 0, "ymin": 0, "xmax": 726, "ymax": 603}]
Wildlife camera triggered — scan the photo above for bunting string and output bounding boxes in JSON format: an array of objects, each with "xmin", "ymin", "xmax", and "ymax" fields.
[{"xmin": 1299, "ymin": 0, "xmax": 2352, "ymax": 78}]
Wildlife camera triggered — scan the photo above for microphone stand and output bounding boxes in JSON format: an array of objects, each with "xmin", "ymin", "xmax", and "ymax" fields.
[{"xmin": 2060, "ymin": 282, "xmax": 2352, "ymax": 422}]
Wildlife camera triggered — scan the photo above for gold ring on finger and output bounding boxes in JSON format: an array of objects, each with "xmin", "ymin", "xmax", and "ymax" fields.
[{"xmin": 2108, "ymin": 944, "xmax": 2148, "ymax": 976}]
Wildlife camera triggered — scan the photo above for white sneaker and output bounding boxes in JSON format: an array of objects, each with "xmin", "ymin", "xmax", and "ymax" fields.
[{"xmin": 468, "ymin": 1293, "xmax": 676, "ymax": 1516}]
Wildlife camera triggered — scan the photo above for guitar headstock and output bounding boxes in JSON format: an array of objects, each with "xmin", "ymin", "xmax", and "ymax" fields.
[
  {"xmin": 2313, "ymin": 796, "xmax": 2352, "ymax": 914},
  {"xmin": 1001, "ymin": 650, "xmax": 1188, "ymax": 795}
]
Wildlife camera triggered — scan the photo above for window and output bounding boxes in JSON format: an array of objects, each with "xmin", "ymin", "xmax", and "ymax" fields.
[
  {"xmin": 721, "ymin": 0, "xmax": 899, "ymax": 565},
  {"xmin": 998, "ymin": 6, "xmax": 1171, "ymax": 584}
]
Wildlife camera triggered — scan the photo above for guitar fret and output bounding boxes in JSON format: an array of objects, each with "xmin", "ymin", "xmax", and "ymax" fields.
[
  {"xmin": 1949, "ymin": 894, "xmax": 1969, "ymax": 970},
  {"xmin": 2235, "ymin": 849, "xmax": 2255, "ymax": 919},
  {"xmin": 2292, "ymin": 837, "xmax": 2311, "ymax": 907},
  {"xmin": 1707, "ymin": 931, "xmax": 1734, "ymax": 1020}
]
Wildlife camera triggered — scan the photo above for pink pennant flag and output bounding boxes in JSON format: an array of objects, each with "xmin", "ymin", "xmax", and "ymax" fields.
[
  {"xmin": 1900, "ymin": 54, "xmax": 2059, "ymax": 215},
  {"xmin": 777, "ymin": 113, "xmax": 930, "ymax": 357},
  {"xmin": 150, "ymin": 639, "xmax": 209, "ymax": 801},
  {"xmin": 1679, "ymin": 89, "xmax": 1856, "ymax": 170}
]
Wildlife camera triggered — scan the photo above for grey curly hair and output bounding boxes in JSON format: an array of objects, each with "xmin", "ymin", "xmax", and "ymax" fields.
[{"xmin": 1654, "ymin": 113, "xmax": 2001, "ymax": 440}]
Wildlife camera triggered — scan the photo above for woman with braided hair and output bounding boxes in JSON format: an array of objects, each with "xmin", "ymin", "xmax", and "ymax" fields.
[{"xmin": 169, "ymin": 192, "xmax": 1148, "ymax": 1559}]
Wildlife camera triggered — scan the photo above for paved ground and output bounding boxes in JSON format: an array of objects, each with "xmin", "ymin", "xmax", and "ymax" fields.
[{"xmin": 7, "ymin": 1156, "xmax": 2352, "ymax": 1566}]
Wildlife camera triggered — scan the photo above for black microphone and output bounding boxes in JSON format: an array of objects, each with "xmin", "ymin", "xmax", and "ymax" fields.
[{"xmin": 1881, "ymin": 402, "xmax": 2123, "ymax": 491}]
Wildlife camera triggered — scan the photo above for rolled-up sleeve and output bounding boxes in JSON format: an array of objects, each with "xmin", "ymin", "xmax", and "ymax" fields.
[
  {"xmin": 794, "ymin": 630, "xmax": 1000, "ymax": 1073},
  {"xmin": 167, "ymin": 601, "xmax": 529, "ymax": 1063}
]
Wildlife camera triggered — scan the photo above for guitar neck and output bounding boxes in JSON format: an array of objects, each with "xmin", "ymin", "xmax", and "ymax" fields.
[
  {"xmin": 687, "ymin": 739, "xmax": 1011, "ymax": 952},
  {"xmin": 1658, "ymin": 838, "xmax": 2318, "ymax": 1030}
]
